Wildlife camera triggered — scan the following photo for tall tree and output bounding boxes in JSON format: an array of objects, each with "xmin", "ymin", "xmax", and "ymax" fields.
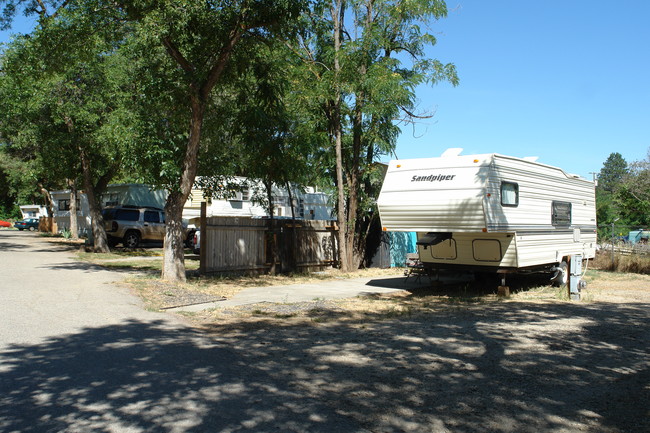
[
  {"xmin": 112, "ymin": 0, "xmax": 305, "ymax": 282},
  {"xmin": 227, "ymin": 39, "xmax": 319, "ymax": 272},
  {"xmin": 598, "ymin": 152, "xmax": 628, "ymax": 193},
  {"xmin": 292, "ymin": 0, "xmax": 458, "ymax": 271},
  {"xmin": 3, "ymin": 0, "xmax": 305, "ymax": 280},
  {"xmin": 595, "ymin": 152, "xmax": 629, "ymax": 237},
  {"xmin": 614, "ymin": 149, "xmax": 650, "ymax": 227},
  {"xmin": 0, "ymin": 23, "xmax": 136, "ymax": 250}
]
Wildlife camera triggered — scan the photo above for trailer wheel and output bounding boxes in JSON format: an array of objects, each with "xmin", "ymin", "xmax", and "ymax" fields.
[{"xmin": 551, "ymin": 261, "xmax": 568, "ymax": 287}]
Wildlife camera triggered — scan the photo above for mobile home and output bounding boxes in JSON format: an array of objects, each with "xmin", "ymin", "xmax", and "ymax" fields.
[{"xmin": 377, "ymin": 149, "xmax": 597, "ymax": 284}]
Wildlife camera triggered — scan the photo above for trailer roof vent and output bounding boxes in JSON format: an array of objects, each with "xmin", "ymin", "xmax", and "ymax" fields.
[
  {"xmin": 441, "ymin": 148, "xmax": 463, "ymax": 157},
  {"xmin": 417, "ymin": 232, "xmax": 453, "ymax": 249}
]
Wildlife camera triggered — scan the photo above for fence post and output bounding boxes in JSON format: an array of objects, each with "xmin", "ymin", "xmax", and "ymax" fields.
[
  {"xmin": 611, "ymin": 221, "xmax": 616, "ymax": 268},
  {"xmin": 200, "ymin": 202, "xmax": 206, "ymax": 275}
]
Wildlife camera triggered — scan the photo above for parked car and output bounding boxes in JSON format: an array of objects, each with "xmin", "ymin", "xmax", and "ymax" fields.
[
  {"xmin": 14, "ymin": 218, "xmax": 40, "ymax": 231},
  {"xmin": 102, "ymin": 205, "xmax": 195, "ymax": 249},
  {"xmin": 0, "ymin": 220, "xmax": 11, "ymax": 228}
]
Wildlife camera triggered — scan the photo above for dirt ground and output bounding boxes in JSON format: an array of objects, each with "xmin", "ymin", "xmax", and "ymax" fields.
[{"xmin": 166, "ymin": 269, "xmax": 650, "ymax": 433}]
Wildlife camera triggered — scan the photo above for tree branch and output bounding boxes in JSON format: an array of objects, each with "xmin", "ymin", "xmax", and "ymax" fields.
[
  {"xmin": 50, "ymin": 0, "xmax": 69, "ymax": 19},
  {"xmin": 400, "ymin": 105, "xmax": 434, "ymax": 119},
  {"xmin": 161, "ymin": 36, "xmax": 195, "ymax": 75},
  {"xmin": 35, "ymin": 0, "xmax": 48, "ymax": 17},
  {"xmin": 201, "ymin": 25, "xmax": 244, "ymax": 100}
]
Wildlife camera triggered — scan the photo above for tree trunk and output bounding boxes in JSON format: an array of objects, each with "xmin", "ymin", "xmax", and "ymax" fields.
[
  {"xmin": 264, "ymin": 178, "xmax": 278, "ymax": 274},
  {"xmin": 331, "ymin": 0, "xmax": 349, "ymax": 272},
  {"xmin": 345, "ymin": 85, "xmax": 365, "ymax": 270},
  {"xmin": 159, "ymin": 28, "xmax": 243, "ymax": 283},
  {"xmin": 161, "ymin": 98, "xmax": 205, "ymax": 283},
  {"xmin": 339, "ymin": 1, "xmax": 375, "ymax": 271},
  {"xmin": 162, "ymin": 190, "xmax": 188, "ymax": 282},
  {"xmin": 68, "ymin": 179, "xmax": 79, "ymax": 240},
  {"xmin": 286, "ymin": 181, "xmax": 298, "ymax": 273},
  {"xmin": 38, "ymin": 184, "xmax": 55, "ymax": 218},
  {"xmin": 80, "ymin": 148, "xmax": 109, "ymax": 252}
]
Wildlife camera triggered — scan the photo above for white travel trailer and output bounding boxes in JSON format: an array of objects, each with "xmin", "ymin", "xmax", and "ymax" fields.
[{"xmin": 377, "ymin": 149, "xmax": 597, "ymax": 284}]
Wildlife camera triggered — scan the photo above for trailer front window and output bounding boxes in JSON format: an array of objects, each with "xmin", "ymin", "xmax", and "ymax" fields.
[{"xmin": 501, "ymin": 182, "xmax": 519, "ymax": 207}]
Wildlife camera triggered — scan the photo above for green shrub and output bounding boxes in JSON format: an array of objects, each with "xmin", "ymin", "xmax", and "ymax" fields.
[{"xmin": 0, "ymin": 204, "xmax": 21, "ymax": 221}]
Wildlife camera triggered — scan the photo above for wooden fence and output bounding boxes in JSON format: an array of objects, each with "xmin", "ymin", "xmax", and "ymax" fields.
[
  {"xmin": 199, "ymin": 205, "xmax": 337, "ymax": 275},
  {"xmin": 609, "ymin": 243, "xmax": 650, "ymax": 256}
]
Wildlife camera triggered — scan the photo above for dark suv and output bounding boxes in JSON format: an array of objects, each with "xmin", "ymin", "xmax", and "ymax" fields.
[{"xmin": 102, "ymin": 205, "xmax": 194, "ymax": 248}]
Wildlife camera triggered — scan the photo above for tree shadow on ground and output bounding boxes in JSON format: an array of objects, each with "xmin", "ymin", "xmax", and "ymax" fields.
[
  {"xmin": 0, "ymin": 320, "xmax": 359, "ymax": 432},
  {"xmin": 37, "ymin": 260, "xmax": 159, "ymax": 276},
  {"xmin": 202, "ymin": 300, "xmax": 649, "ymax": 433},
  {"xmin": 0, "ymin": 240, "xmax": 24, "ymax": 251},
  {"xmin": 2, "ymin": 305, "xmax": 648, "ymax": 432},
  {"xmin": 367, "ymin": 270, "xmax": 553, "ymax": 299}
]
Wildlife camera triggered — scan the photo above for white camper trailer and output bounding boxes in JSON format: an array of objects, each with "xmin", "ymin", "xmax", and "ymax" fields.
[{"xmin": 377, "ymin": 149, "xmax": 597, "ymax": 285}]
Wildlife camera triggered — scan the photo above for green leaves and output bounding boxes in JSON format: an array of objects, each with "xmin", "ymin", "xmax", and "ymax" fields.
[{"xmin": 596, "ymin": 150, "xmax": 650, "ymax": 229}]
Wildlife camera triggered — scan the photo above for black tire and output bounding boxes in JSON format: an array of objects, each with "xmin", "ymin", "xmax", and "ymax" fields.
[
  {"xmin": 18, "ymin": 228, "xmax": 23, "ymax": 231},
  {"xmin": 551, "ymin": 261, "xmax": 568, "ymax": 287},
  {"xmin": 123, "ymin": 231, "xmax": 141, "ymax": 249}
]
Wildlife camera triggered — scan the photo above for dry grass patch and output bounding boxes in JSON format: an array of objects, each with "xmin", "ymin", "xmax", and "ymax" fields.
[
  {"xmin": 189, "ymin": 285, "xmax": 498, "ymax": 332},
  {"xmin": 189, "ymin": 268, "xmax": 650, "ymax": 331},
  {"xmin": 128, "ymin": 267, "xmax": 406, "ymax": 312},
  {"xmin": 592, "ymin": 250, "xmax": 650, "ymax": 274},
  {"xmin": 126, "ymin": 277, "xmax": 231, "ymax": 311},
  {"xmin": 120, "ymin": 261, "xmax": 650, "ymax": 330},
  {"xmin": 581, "ymin": 269, "xmax": 650, "ymax": 303},
  {"xmin": 75, "ymin": 248, "xmax": 200, "ymax": 272}
]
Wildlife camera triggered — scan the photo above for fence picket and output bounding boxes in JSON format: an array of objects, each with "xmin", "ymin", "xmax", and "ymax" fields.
[{"xmin": 201, "ymin": 216, "xmax": 337, "ymax": 275}]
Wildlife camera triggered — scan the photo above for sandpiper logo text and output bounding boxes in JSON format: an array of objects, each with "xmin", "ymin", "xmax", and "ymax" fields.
[{"xmin": 411, "ymin": 174, "xmax": 456, "ymax": 182}]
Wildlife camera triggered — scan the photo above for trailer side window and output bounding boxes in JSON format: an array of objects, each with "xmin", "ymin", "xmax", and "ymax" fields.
[
  {"xmin": 552, "ymin": 201, "xmax": 572, "ymax": 227},
  {"xmin": 500, "ymin": 182, "xmax": 519, "ymax": 207}
]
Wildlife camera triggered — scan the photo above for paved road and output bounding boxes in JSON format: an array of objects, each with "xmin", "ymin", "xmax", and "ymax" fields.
[
  {"xmin": 0, "ymin": 230, "xmax": 366, "ymax": 432},
  {"xmin": 0, "ymin": 230, "xmax": 172, "ymax": 346}
]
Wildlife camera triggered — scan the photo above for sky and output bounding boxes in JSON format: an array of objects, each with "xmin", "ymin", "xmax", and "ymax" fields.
[
  {"xmin": 1, "ymin": 2, "xmax": 648, "ymax": 181},
  {"xmin": 393, "ymin": 0, "xmax": 649, "ymax": 180}
]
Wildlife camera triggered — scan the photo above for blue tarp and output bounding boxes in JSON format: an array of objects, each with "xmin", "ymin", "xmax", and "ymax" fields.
[{"xmin": 389, "ymin": 232, "xmax": 417, "ymax": 267}]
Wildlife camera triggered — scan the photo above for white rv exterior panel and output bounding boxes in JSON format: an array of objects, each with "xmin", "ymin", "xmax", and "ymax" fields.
[
  {"xmin": 515, "ymin": 232, "xmax": 596, "ymax": 268},
  {"xmin": 378, "ymin": 152, "xmax": 597, "ymax": 271},
  {"xmin": 377, "ymin": 158, "xmax": 491, "ymax": 232},
  {"xmin": 418, "ymin": 232, "xmax": 518, "ymax": 267}
]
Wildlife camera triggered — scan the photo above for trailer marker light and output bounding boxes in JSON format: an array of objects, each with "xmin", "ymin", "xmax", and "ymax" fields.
[
  {"xmin": 482, "ymin": 228, "xmax": 487, "ymax": 232},
  {"xmin": 382, "ymin": 227, "xmax": 387, "ymax": 231},
  {"xmin": 474, "ymin": 159, "xmax": 479, "ymax": 163},
  {"xmin": 396, "ymin": 164, "xmax": 401, "ymax": 168}
]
